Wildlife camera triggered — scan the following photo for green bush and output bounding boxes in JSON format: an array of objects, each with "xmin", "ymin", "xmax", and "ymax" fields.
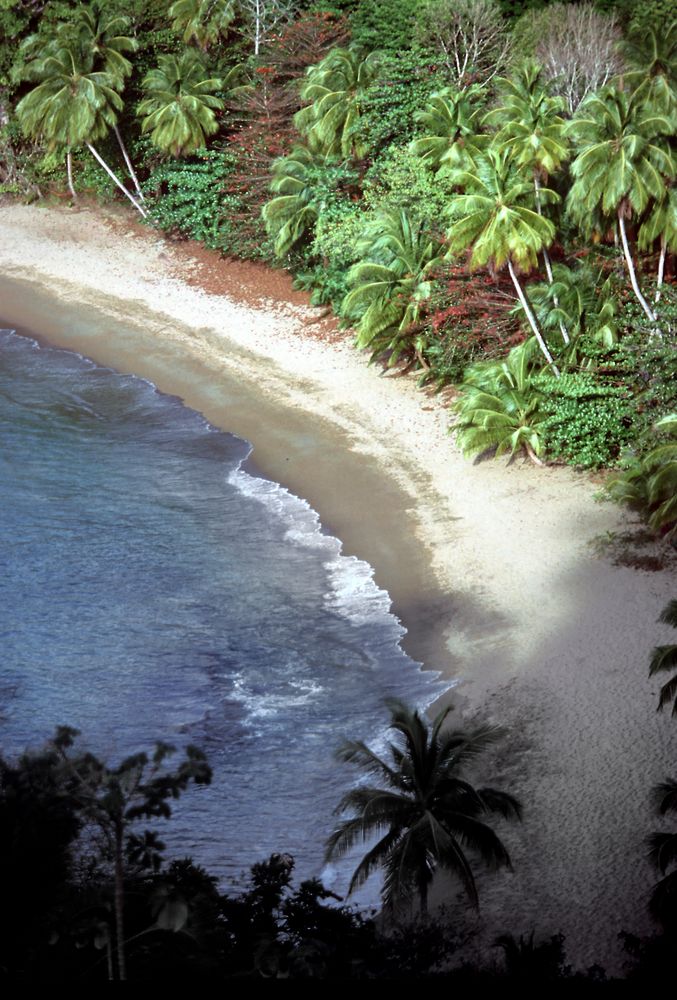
[
  {"xmin": 349, "ymin": 0, "xmax": 424, "ymax": 52},
  {"xmin": 144, "ymin": 149, "xmax": 240, "ymax": 249},
  {"xmin": 363, "ymin": 145, "xmax": 453, "ymax": 232},
  {"xmin": 358, "ymin": 50, "xmax": 447, "ymax": 156},
  {"xmin": 537, "ymin": 371, "xmax": 633, "ymax": 468}
]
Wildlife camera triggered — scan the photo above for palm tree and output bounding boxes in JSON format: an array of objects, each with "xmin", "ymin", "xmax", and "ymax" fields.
[
  {"xmin": 487, "ymin": 60, "xmax": 571, "ymax": 343},
  {"xmin": 446, "ymin": 149, "xmax": 561, "ymax": 375},
  {"xmin": 15, "ymin": 42, "xmax": 147, "ymax": 216},
  {"xmin": 261, "ymin": 141, "xmax": 340, "ymax": 257},
  {"xmin": 638, "ymin": 185, "xmax": 677, "ymax": 303},
  {"xmin": 649, "ymin": 599, "xmax": 677, "ymax": 715},
  {"xmin": 607, "ymin": 413, "xmax": 677, "ymax": 542},
  {"xmin": 409, "ymin": 85, "xmax": 487, "ymax": 174},
  {"xmin": 168, "ymin": 0, "xmax": 236, "ymax": 51},
  {"xmin": 294, "ymin": 46, "xmax": 381, "ymax": 158},
  {"xmin": 341, "ymin": 208, "xmax": 445, "ymax": 367},
  {"xmin": 325, "ymin": 700, "xmax": 521, "ymax": 916},
  {"xmin": 64, "ymin": 2, "xmax": 143, "ymax": 202},
  {"xmin": 452, "ymin": 343, "xmax": 547, "ymax": 465},
  {"xmin": 647, "ymin": 777, "xmax": 677, "ymax": 929},
  {"xmin": 566, "ymin": 85, "xmax": 676, "ymax": 326},
  {"xmin": 621, "ymin": 20, "xmax": 677, "ymax": 116},
  {"xmin": 138, "ymin": 50, "xmax": 223, "ymax": 157}
]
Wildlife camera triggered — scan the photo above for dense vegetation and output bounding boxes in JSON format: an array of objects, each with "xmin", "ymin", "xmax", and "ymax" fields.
[
  {"xmin": 2, "ymin": 0, "xmax": 675, "ymax": 542},
  {"xmin": 2, "ymin": 605, "xmax": 677, "ymax": 984}
]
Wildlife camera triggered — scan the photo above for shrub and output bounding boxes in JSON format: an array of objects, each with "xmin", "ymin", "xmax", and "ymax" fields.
[
  {"xmin": 537, "ymin": 371, "xmax": 633, "ymax": 468},
  {"xmin": 144, "ymin": 149, "xmax": 240, "ymax": 249}
]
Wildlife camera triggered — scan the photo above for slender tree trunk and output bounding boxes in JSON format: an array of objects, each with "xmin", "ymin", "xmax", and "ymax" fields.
[
  {"xmin": 86, "ymin": 143, "xmax": 147, "ymax": 218},
  {"xmin": 534, "ymin": 175, "xmax": 570, "ymax": 346},
  {"xmin": 656, "ymin": 236, "xmax": 666, "ymax": 304},
  {"xmin": 617, "ymin": 210, "xmax": 657, "ymax": 324},
  {"xmin": 66, "ymin": 149, "xmax": 77, "ymax": 201},
  {"xmin": 507, "ymin": 258, "xmax": 560, "ymax": 377},
  {"xmin": 113, "ymin": 125, "xmax": 144, "ymax": 203},
  {"xmin": 114, "ymin": 825, "xmax": 127, "ymax": 981}
]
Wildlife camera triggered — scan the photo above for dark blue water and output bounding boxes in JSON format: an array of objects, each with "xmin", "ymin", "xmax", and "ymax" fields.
[{"xmin": 0, "ymin": 327, "xmax": 445, "ymax": 897}]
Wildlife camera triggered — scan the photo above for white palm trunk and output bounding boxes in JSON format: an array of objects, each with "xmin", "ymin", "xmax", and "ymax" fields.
[
  {"xmin": 113, "ymin": 125, "xmax": 144, "ymax": 203},
  {"xmin": 86, "ymin": 143, "xmax": 147, "ymax": 218},
  {"xmin": 507, "ymin": 258, "xmax": 560, "ymax": 378},
  {"xmin": 656, "ymin": 236, "xmax": 666, "ymax": 304},
  {"xmin": 617, "ymin": 210, "xmax": 658, "ymax": 325},
  {"xmin": 66, "ymin": 149, "xmax": 77, "ymax": 200}
]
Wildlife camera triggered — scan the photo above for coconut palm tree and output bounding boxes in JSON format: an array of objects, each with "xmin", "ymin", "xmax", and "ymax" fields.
[
  {"xmin": 648, "ymin": 776, "xmax": 677, "ymax": 929},
  {"xmin": 325, "ymin": 699, "xmax": 521, "ymax": 916},
  {"xmin": 262, "ymin": 141, "xmax": 341, "ymax": 257},
  {"xmin": 138, "ymin": 50, "xmax": 223, "ymax": 157},
  {"xmin": 63, "ymin": 2, "xmax": 143, "ymax": 201},
  {"xmin": 409, "ymin": 85, "xmax": 487, "ymax": 174},
  {"xmin": 648, "ymin": 599, "xmax": 677, "ymax": 715},
  {"xmin": 566, "ymin": 85, "xmax": 676, "ymax": 326},
  {"xmin": 621, "ymin": 20, "xmax": 677, "ymax": 116},
  {"xmin": 446, "ymin": 148, "xmax": 561, "ymax": 375},
  {"xmin": 168, "ymin": 0, "xmax": 236, "ymax": 51},
  {"xmin": 294, "ymin": 46, "xmax": 381, "ymax": 158},
  {"xmin": 519, "ymin": 262, "xmax": 618, "ymax": 365},
  {"xmin": 15, "ymin": 42, "xmax": 147, "ymax": 216},
  {"xmin": 341, "ymin": 208, "xmax": 445, "ymax": 367},
  {"xmin": 452, "ymin": 342, "xmax": 546, "ymax": 465},
  {"xmin": 486, "ymin": 60, "xmax": 571, "ymax": 343},
  {"xmin": 607, "ymin": 413, "xmax": 677, "ymax": 542}
]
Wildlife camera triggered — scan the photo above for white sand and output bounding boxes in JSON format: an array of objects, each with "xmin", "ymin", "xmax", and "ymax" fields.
[{"xmin": 2, "ymin": 201, "xmax": 675, "ymax": 975}]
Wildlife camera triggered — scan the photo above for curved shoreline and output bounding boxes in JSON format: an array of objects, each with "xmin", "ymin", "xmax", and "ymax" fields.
[{"xmin": 2, "ymin": 201, "xmax": 676, "ymax": 974}]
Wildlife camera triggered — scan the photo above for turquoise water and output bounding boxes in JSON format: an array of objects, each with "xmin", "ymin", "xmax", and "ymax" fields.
[{"xmin": 0, "ymin": 326, "xmax": 444, "ymax": 894}]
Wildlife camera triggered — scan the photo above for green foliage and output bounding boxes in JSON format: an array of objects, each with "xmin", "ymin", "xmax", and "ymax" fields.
[
  {"xmin": 648, "ymin": 598, "xmax": 677, "ymax": 715},
  {"xmin": 262, "ymin": 143, "xmax": 355, "ymax": 257},
  {"xmin": 294, "ymin": 45, "xmax": 382, "ymax": 158},
  {"xmin": 358, "ymin": 49, "xmax": 448, "ymax": 156},
  {"xmin": 363, "ymin": 144, "xmax": 453, "ymax": 231},
  {"xmin": 341, "ymin": 206, "xmax": 445, "ymax": 365},
  {"xmin": 303, "ymin": 193, "xmax": 364, "ymax": 305},
  {"xmin": 138, "ymin": 49, "xmax": 224, "ymax": 157},
  {"xmin": 537, "ymin": 371, "xmax": 632, "ymax": 468},
  {"xmin": 629, "ymin": 0, "xmax": 677, "ymax": 32},
  {"xmin": 168, "ymin": 0, "xmax": 236, "ymax": 50},
  {"xmin": 349, "ymin": 0, "xmax": 424, "ymax": 52},
  {"xmin": 410, "ymin": 84, "xmax": 488, "ymax": 174},
  {"xmin": 452, "ymin": 343, "xmax": 546, "ymax": 461},
  {"xmin": 144, "ymin": 149, "xmax": 239, "ymax": 248},
  {"xmin": 607, "ymin": 413, "xmax": 677, "ymax": 540}
]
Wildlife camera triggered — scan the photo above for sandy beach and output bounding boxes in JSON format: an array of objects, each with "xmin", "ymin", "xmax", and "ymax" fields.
[{"xmin": 1, "ymin": 200, "xmax": 675, "ymax": 975}]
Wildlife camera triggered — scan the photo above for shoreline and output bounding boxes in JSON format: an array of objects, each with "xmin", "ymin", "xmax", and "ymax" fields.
[{"xmin": 2, "ymin": 201, "xmax": 676, "ymax": 973}]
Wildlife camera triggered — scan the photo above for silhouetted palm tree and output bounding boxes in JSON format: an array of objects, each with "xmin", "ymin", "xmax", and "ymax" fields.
[{"xmin": 325, "ymin": 700, "xmax": 521, "ymax": 916}]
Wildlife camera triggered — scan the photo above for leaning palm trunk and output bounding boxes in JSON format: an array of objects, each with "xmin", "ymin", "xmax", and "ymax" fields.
[
  {"xmin": 656, "ymin": 236, "xmax": 666, "ymax": 304},
  {"xmin": 534, "ymin": 175, "xmax": 570, "ymax": 345},
  {"xmin": 66, "ymin": 149, "xmax": 77, "ymax": 200},
  {"xmin": 86, "ymin": 143, "xmax": 147, "ymax": 218},
  {"xmin": 507, "ymin": 259, "xmax": 560, "ymax": 377},
  {"xmin": 113, "ymin": 125, "xmax": 144, "ymax": 203},
  {"xmin": 617, "ymin": 210, "xmax": 658, "ymax": 325}
]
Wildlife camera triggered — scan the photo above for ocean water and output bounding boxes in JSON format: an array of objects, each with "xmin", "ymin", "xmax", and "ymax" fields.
[{"xmin": 0, "ymin": 327, "xmax": 445, "ymax": 898}]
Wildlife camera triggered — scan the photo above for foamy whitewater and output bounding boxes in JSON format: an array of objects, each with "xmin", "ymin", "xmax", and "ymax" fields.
[{"xmin": 0, "ymin": 327, "xmax": 447, "ymax": 898}]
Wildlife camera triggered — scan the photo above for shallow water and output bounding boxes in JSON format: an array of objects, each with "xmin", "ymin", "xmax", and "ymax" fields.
[{"xmin": 0, "ymin": 327, "xmax": 446, "ymax": 895}]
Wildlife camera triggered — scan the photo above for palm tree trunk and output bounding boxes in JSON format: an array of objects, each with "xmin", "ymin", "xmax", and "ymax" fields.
[
  {"xmin": 507, "ymin": 259, "xmax": 560, "ymax": 377},
  {"xmin": 534, "ymin": 176, "xmax": 569, "ymax": 346},
  {"xmin": 113, "ymin": 125, "xmax": 144, "ymax": 203},
  {"xmin": 655, "ymin": 236, "xmax": 666, "ymax": 304},
  {"xmin": 86, "ymin": 143, "xmax": 147, "ymax": 219},
  {"xmin": 66, "ymin": 149, "xmax": 77, "ymax": 201},
  {"xmin": 617, "ymin": 210, "xmax": 657, "ymax": 324}
]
